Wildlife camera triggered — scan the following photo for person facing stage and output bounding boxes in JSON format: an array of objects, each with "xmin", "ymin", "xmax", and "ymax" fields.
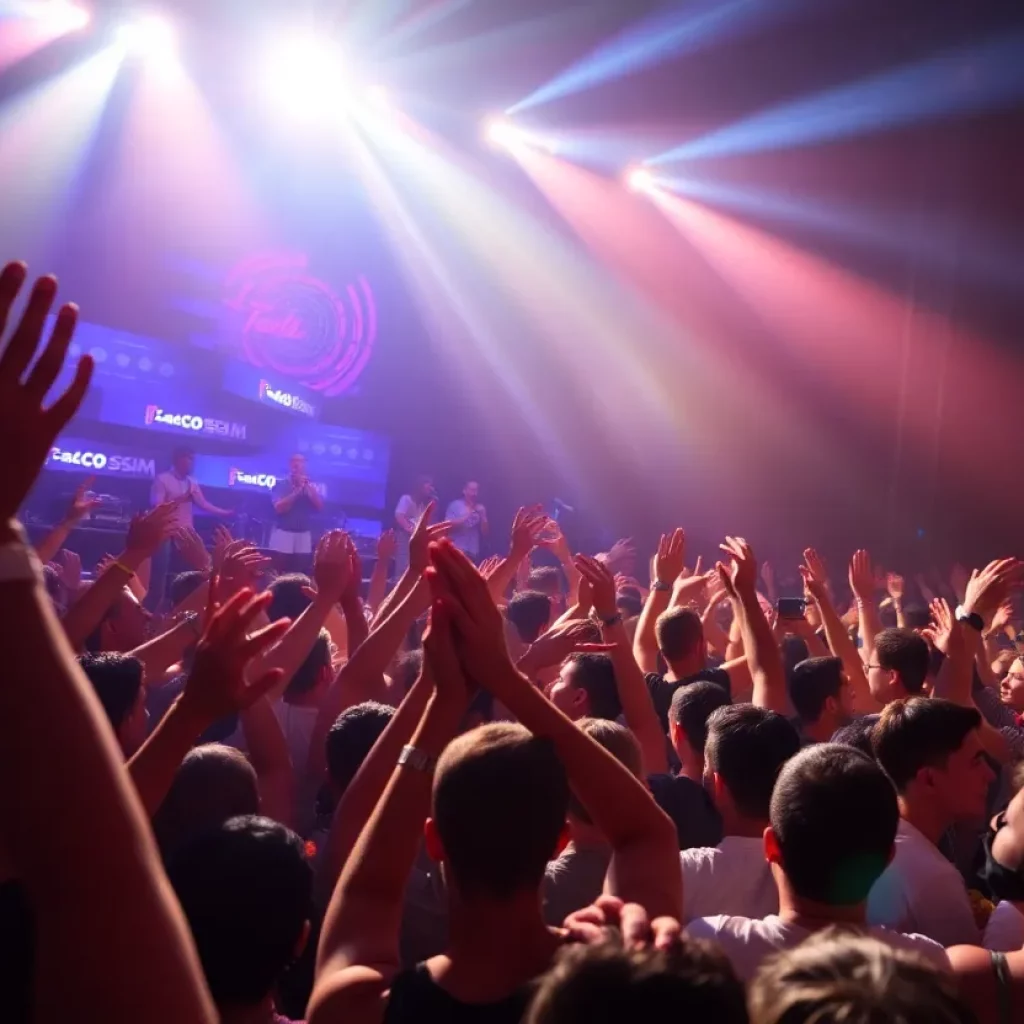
[
  {"xmin": 270, "ymin": 454, "xmax": 323, "ymax": 571},
  {"xmin": 445, "ymin": 479, "xmax": 488, "ymax": 563}
]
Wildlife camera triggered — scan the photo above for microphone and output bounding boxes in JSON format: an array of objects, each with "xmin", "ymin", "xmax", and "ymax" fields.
[{"xmin": 553, "ymin": 498, "xmax": 575, "ymax": 513}]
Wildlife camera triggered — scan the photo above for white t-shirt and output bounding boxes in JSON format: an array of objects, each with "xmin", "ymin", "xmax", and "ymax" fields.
[
  {"xmin": 685, "ymin": 914, "xmax": 949, "ymax": 982},
  {"xmin": 151, "ymin": 472, "xmax": 196, "ymax": 529},
  {"xmin": 867, "ymin": 818, "xmax": 981, "ymax": 947},
  {"xmin": 681, "ymin": 836, "xmax": 778, "ymax": 922},
  {"xmin": 273, "ymin": 700, "xmax": 321, "ymax": 834}
]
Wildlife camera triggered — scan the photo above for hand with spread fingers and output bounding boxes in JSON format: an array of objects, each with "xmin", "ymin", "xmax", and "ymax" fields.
[
  {"xmin": 174, "ymin": 526, "xmax": 212, "ymax": 572},
  {"xmin": 717, "ymin": 536, "xmax": 758, "ymax": 600},
  {"xmin": 125, "ymin": 503, "xmax": 178, "ymax": 561},
  {"xmin": 652, "ymin": 529, "xmax": 686, "ymax": 586},
  {"xmin": 509, "ymin": 505, "xmax": 551, "ymax": 561},
  {"xmin": 178, "ymin": 589, "xmax": 291, "ymax": 726},
  {"xmin": 574, "ymin": 553, "xmax": 618, "ymax": 620},
  {"xmin": 0, "ymin": 262, "xmax": 94, "ymax": 523},
  {"xmin": 218, "ymin": 541, "xmax": 272, "ymax": 595},
  {"xmin": 409, "ymin": 500, "xmax": 454, "ymax": 575},
  {"xmin": 562, "ymin": 895, "xmax": 683, "ymax": 952},
  {"xmin": 524, "ymin": 619, "xmax": 615, "ymax": 671},
  {"xmin": 307, "ymin": 530, "xmax": 353, "ymax": 605},
  {"xmin": 64, "ymin": 476, "xmax": 101, "ymax": 526}
]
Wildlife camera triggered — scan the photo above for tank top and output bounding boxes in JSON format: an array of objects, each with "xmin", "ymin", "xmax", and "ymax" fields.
[{"xmin": 383, "ymin": 963, "xmax": 534, "ymax": 1024}]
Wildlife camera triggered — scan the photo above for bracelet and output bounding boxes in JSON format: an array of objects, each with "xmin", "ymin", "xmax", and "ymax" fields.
[
  {"xmin": 651, "ymin": 580, "xmax": 672, "ymax": 593},
  {"xmin": 398, "ymin": 745, "xmax": 437, "ymax": 774},
  {"xmin": 601, "ymin": 612, "xmax": 624, "ymax": 628},
  {"xmin": 110, "ymin": 560, "xmax": 136, "ymax": 577}
]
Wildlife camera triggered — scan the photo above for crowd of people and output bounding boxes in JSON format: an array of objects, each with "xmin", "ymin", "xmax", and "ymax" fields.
[{"xmin": 4, "ymin": 260, "xmax": 1024, "ymax": 1023}]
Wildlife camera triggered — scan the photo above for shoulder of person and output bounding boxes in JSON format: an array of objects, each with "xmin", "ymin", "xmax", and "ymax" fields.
[{"xmin": 681, "ymin": 845, "xmax": 719, "ymax": 870}]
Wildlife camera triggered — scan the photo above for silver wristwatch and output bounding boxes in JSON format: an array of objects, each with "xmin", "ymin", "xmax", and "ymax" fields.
[{"xmin": 398, "ymin": 745, "xmax": 437, "ymax": 774}]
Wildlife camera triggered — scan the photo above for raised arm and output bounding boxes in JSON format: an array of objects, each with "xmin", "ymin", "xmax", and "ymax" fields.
[
  {"xmin": 35, "ymin": 476, "xmax": 99, "ymax": 564},
  {"xmin": 718, "ymin": 536, "xmax": 788, "ymax": 714},
  {"xmin": 633, "ymin": 529, "xmax": 685, "ymax": 673},
  {"xmin": 431, "ymin": 541, "xmax": 682, "ymax": 918},
  {"xmin": 0, "ymin": 261, "xmax": 216, "ymax": 1022},
  {"xmin": 577, "ymin": 554, "xmax": 669, "ymax": 775},
  {"xmin": 366, "ymin": 530, "xmax": 395, "ymax": 616},
  {"xmin": 849, "ymin": 549, "xmax": 883, "ymax": 665},
  {"xmin": 483, "ymin": 505, "xmax": 550, "ymax": 604}
]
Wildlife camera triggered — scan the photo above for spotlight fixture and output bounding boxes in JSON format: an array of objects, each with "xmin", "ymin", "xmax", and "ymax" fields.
[
  {"xmin": 117, "ymin": 13, "xmax": 176, "ymax": 57},
  {"xmin": 625, "ymin": 165, "xmax": 655, "ymax": 194},
  {"xmin": 262, "ymin": 31, "xmax": 348, "ymax": 119}
]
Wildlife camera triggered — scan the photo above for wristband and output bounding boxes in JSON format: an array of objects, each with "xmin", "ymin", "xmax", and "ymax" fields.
[
  {"xmin": 601, "ymin": 612, "xmax": 624, "ymax": 628},
  {"xmin": 398, "ymin": 745, "xmax": 437, "ymax": 774},
  {"xmin": 651, "ymin": 580, "xmax": 672, "ymax": 593}
]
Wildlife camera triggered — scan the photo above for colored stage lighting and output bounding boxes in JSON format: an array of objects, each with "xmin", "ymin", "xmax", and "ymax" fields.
[
  {"xmin": 483, "ymin": 117, "xmax": 556, "ymax": 153},
  {"xmin": 624, "ymin": 165, "xmax": 655, "ymax": 193},
  {"xmin": 117, "ymin": 14, "xmax": 176, "ymax": 57},
  {"xmin": 38, "ymin": 1, "xmax": 90, "ymax": 32},
  {"xmin": 262, "ymin": 32, "xmax": 348, "ymax": 118}
]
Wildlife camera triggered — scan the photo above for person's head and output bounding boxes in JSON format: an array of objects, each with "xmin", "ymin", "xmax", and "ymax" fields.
[
  {"xmin": 704, "ymin": 705, "xmax": 801, "ymax": 829},
  {"xmin": 42, "ymin": 563, "xmax": 66, "ymax": 616},
  {"xmin": 285, "ymin": 629, "xmax": 332, "ymax": 704},
  {"xmin": 267, "ymin": 573, "xmax": 313, "ymax": 622},
  {"xmin": 527, "ymin": 935, "xmax": 748, "ymax": 1024},
  {"xmin": 668, "ymin": 681, "xmax": 730, "ymax": 779},
  {"xmin": 325, "ymin": 701, "xmax": 395, "ymax": 799},
  {"xmin": 868, "ymin": 629, "xmax": 930, "ymax": 704},
  {"xmin": 78, "ymin": 652, "xmax": 148, "ymax": 755},
  {"xmin": 748, "ymin": 929, "xmax": 973, "ymax": 1024},
  {"xmin": 463, "ymin": 480, "xmax": 480, "ymax": 503},
  {"xmin": 547, "ymin": 653, "xmax": 622, "ymax": 723},
  {"xmin": 1000, "ymin": 656, "xmax": 1024, "ymax": 713},
  {"xmin": 902, "ymin": 604, "xmax": 932, "ymax": 631},
  {"xmin": 871, "ymin": 698, "xmax": 994, "ymax": 824},
  {"xmin": 567, "ymin": 719, "xmax": 642, "ymax": 832},
  {"xmin": 169, "ymin": 570, "xmax": 207, "ymax": 607},
  {"xmin": 390, "ymin": 649, "xmax": 424, "ymax": 694},
  {"xmin": 616, "ymin": 587, "xmax": 644, "ymax": 619},
  {"xmin": 768, "ymin": 744, "xmax": 898, "ymax": 908},
  {"xmin": 655, "ymin": 606, "xmax": 705, "ymax": 669},
  {"xmin": 84, "ymin": 585, "xmax": 150, "ymax": 654},
  {"xmin": 830, "ymin": 718, "xmax": 876, "ymax": 758},
  {"xmin": 168, "ymin": 816, "xmax": 312, "ymax": 1010},
  {"xmin": 789, "ymin": 657, "xmax": 855, "ymax": 731},
  {"xmin": 152, "ymin": 744, "xmax": 260, "ymax": 859},
  {"xmin": 414, "ymin": 474, "xmax": 434, "ymax": 501},
  {"xmin": 172, "ymin": 446, "xmax": 194, "ymax": 476},
  {"xmin": 527, "ymin": 566, "xmax": 565, "ymax": 604},
  {"xmin": 507, "ymin": 589, "xmax": 553, "ymax": 644},
  {"xmin": 426, "ymin": 723, "xmax": 569, "ymax": 903},
  {"xmin": 288, "ymin": 453, "xmax": 306, "ymax": 479}
]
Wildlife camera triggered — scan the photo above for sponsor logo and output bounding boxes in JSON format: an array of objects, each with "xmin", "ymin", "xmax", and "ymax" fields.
[
  {"xmin": 144, "ymin": 405, "xmax": 247, "ymax": 440},
  {"xmin": 48, "ymin": 448, "xmax": 156, "ymax": 477},
  {"xmin": 259, "ymin": 380, "xmax": 316, "ymax": 417},
  {"xmin": 228, "ymin": 468, "xmax": 277, "ymax": 489}
]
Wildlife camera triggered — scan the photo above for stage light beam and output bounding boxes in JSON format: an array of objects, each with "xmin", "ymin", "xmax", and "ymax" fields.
[
  {"xmin": 37, "ymin": 1, "xmax": 90, "ymax": 32},
  {"xmin": 625, "ymin": 166, "xmax": 656, "ymax": 194},
  {"xmin": 117, "ymin": 14, "xmax": 176, "ymax": 59},
  {"xmin": 483, "ymin": 117, "xmax": 556, "ymax": 154}
]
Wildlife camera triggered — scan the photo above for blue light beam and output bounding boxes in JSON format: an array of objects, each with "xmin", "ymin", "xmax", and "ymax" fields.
[{"xmin": 650, "ymin": 29, "xmax": 1024, "ymax": 164}]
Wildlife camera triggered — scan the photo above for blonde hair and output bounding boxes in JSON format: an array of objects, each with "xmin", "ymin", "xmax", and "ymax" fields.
[{"xmin": 749, "ymin": 929, "xmax": 972, "ymax": 1024}]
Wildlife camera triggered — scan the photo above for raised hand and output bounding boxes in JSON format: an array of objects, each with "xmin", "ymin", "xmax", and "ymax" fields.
[
  {"xmin": 478, "ymin": 554, "xmax": 503, "ymax": 580},
  {"xmin": 0, "ymin": 263, "xmax": 93, "ymax": 521},
  {"xmin": 409, "ymin": 500, "xmax": 454, "ymax": 575},
  {"xmin": 574, "ymin": 553, "xmax": 618, "ymax": 619},
  {"xmin": 422, "ymin": 596, "xmax": 474, "ymax": 706},
  {"xmin": 652, "ymin": 529, "xmax": 686, "ymax": 585},
  {"xmin": 963, "ymin": 559, "xmax": 1024, "ymax": 619},
  {"xmin": 922, "ymin": 597, "xmax": 958, "ymax": 657},
  {"xmin": 56, "ymin": 547, "xmax": 82, "ymax": 593},
  {"xmin": 717, "ymin": 536, "xmax": 758, "ymax": 599},
  {"xmin": 125, "ymin": 503, "xmax": 178, "ymax": 558},
  {"xmin": 886, "ymin": 572, "xmax": 905, "ymax": 604},
  {"xmin": 376, "ymin": 528, "xmax": 397, "ymax": 564},
  {"xmin": 218, "ymin": 540, "xmax": 271, "ymax": 595},
  {"xmin": 509, "ymin": 505, "xmax": 550, "ymax": 561},
  {"xmin": 562, "ymin": 895, "xmax": 682, "ymax": 952},
  {"xmin": 798, "ymin": 564, "xmax": 827, "ymax": 605},
  {"xmin": 848, "ymin": 549, "xmax": 875, "ymax": 603},
  {"xmin": 64, "ymin": 476, "xmax": 100, "ymax": 525},
  {"xmin": 538, "ymin": 521, "xmax": 572, "ymax": 562},
  {"xmin": 603, "ymin": 537, "xmax": 637, "ymax": 575},
  {"xmin": 310, "ymin": 530, "xmax": 352, "ymax": 604},
  {"xmin": 761, "ymin": 560, "xmax": 777, "ymax": 596},
  {"xmin": 173, "ymin": 526, "xmax": 212, "ymax": 572},
  {"xmin": 988, "ymin": 599, "xmax": 1015, "ymax": 637},
  {"xmin": 179, "ymin": 589, "xmax": 290, "ymax": 726},
  {"xmin": 211, "ymin": 524, "xmax": 234, "ymax": 572},
  {"xmin": 525, "ymin": 620, "xmax": 614, "ymax": 670}
]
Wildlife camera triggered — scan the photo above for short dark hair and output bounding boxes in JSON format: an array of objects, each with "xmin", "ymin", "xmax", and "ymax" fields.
[
  {"xmin": 267, "ymin": 573, "xmax": 313, "ymax": 622},
  {"xmin": 508, "ymin": 590, "xmax": 553, "ymax": 644},
  {"xmin": 169, "ymin": 570, "xmax": 207, "ymax": 607},
  {"xmin": 771, "ymin": 744, "xmax": 898, "ymax": 905},
  {"xmin": 789, "ymin": 657, "xmax": 845, "ymax": 724},
  {"xmin": 168, "ymin": 816, "xmax": 312, "ymax": 1007},
  {"xmin": 669, "ymin": 681, "xmax": 730, "ymax": 755},
  {"xmin": 656, "ymin": 607, "xmax": 703, "ymax": 663},
  {"xmin": 527, "ymin": 935, "xmax": 748, "ymax": 1024},
  {"xmin": 527, "ymin": 567, "xmax": 563, "ymax": 597},
  {"xmin": 77, "ymin": 652, "xmax": 143, "ymax": 731},
  {"xmin": 831, "ymin": 718, "xmax": 876, "ymax": 758},
  {"xmin": 433, "ymin": 723, "xmax": 569, "ymax": 901},
  {"xmin": 749, "ymin": 929, "xmax": 972, "ymax": 1024},
  {"xmin": 285, "ymin": 629, "xmax": 331, "ymax": 700},
  {"xmin": 565, "ymin": 653, "xmax": 622, "ymax": 722},
  {"xmin": 153, "ymin": 744, "xmax": 259, "ymax": 859},
  {"xmin": 705, "ymin": 705, "xmax": 801, "ymax": 819},
  {"xmin": 325, "ymin": 701, "xmax": 395, "ymax": 794},
  {"xmin": 875, "ymin": 629, "xmax": 930, "ymax": 695},
  {"xmin": 871, "ymin": 698, "xmax": 982, "ymax": 794},
  {"xmin": 569, "ymin": 719, "xmax": 642, "ymax": 824},
  {"xmin": 392, "ymin": 650, "xmax": 423, "ymax": 693},
  {"xmin": 616, "ymin": 588, "xmax": 644, "ymax": 618}
]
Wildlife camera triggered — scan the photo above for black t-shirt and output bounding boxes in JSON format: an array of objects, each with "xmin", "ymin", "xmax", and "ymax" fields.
[
  {"xmin": 384, "ymin": 964, "xmax": 534, "ymax": 1024},
  {"xmin": 645, "ymin": 669, "xmax": 732, "ymax": 735},
  {"xmin": 647, "ymin": 772, "xmax": 723, "ymax": 850}
]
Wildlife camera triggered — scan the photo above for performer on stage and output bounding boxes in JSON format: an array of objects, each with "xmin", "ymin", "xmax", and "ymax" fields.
[
  {"xmin": 446, "ymin": 479, "xmax": 488, "ymax": 563},
  {"xmin": 148, "ymin": 446, "xmax": 232, "ymax": 609},
  {"xmin": 270, "ymin": 454, "xmax": 323, "ymax": 571},
  {"xmin": 393, "ymin": 474, "xmax": 435, "ymax": 577}
]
